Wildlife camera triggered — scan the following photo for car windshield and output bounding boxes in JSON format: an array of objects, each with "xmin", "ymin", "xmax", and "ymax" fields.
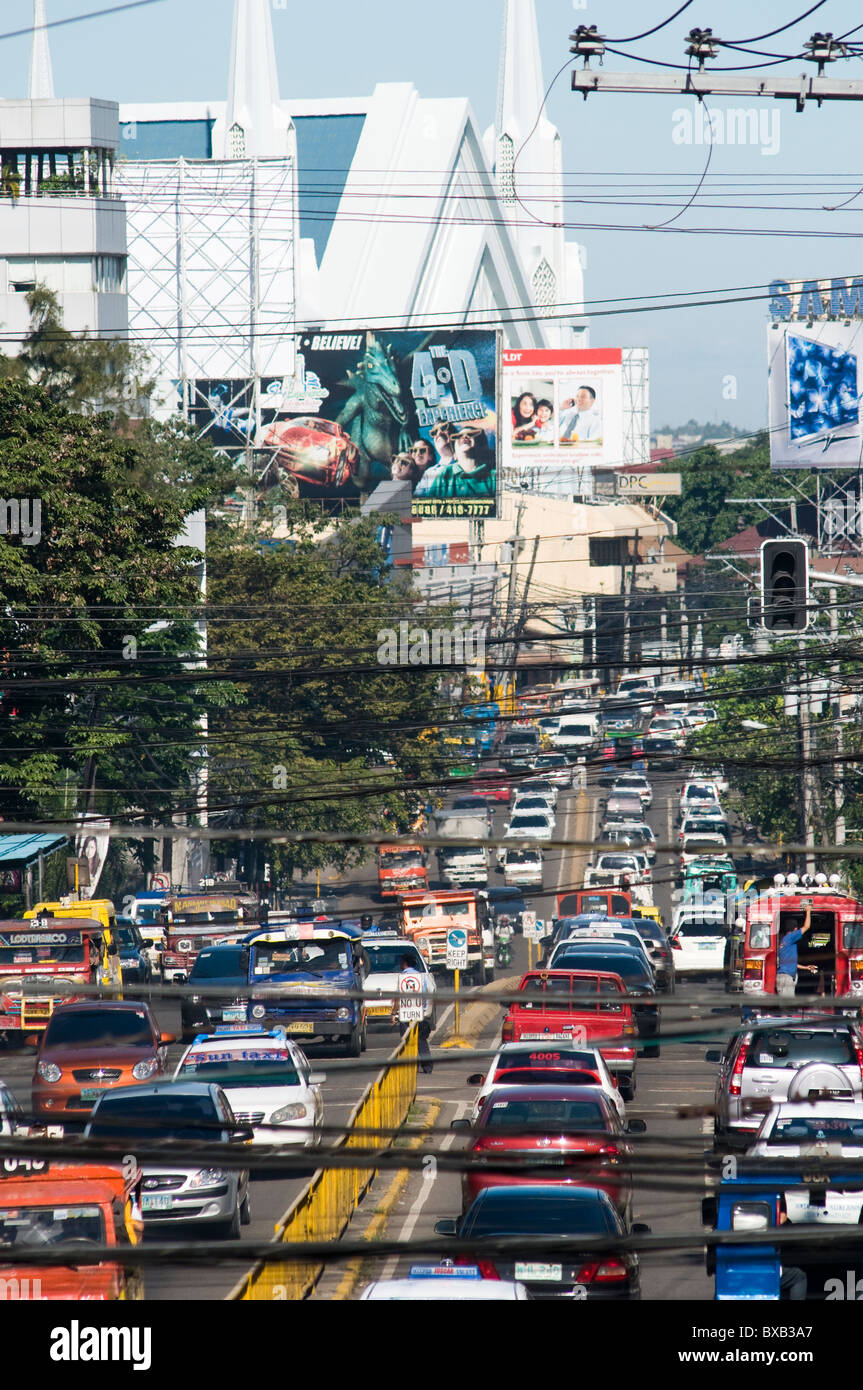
[
  {"xmin": 114, "ymin": 926, "xmax": 141, "ymax": 948},
  {"xmin": 465, "ymin": 1193, "xmax": 616, "ymax": 1237},
  {"xmin": 675, "ymin": 919, "xmax": 727, "ymax": 938},
  {"xmin": 379, "ymin": 851, "xmax": 424, "ymax": 869},
  {"xmin": 179, "ymin": 1051, "xmax": 300, "ymax": 1087},
  {"xmin": 189, "ymin": 949, "xmax": 248, "ymax": 982},
  {"xmin": 451, "ymin": 800, "xmax": 488, "ymax": 813},
  {"xmin": 560, "ymin": 724, "xmax": 593, "ymax": 737},
  {"xmin": 0, "ymin": 1205, "xmax": 104, "ymax": 1247},
  {"xmin": 514, "ymin": 798, "xmax": 551, "ymax": 811},
  {"xmin": 683, "ymin": 822, "xmax": 727, "ymax": 837},
  {"xmin": 685, "ymin": 785, "xmax": 715, "ymax": 798},
  {"xmin": 535, "ymin": 756, "xmax": 566, "ymax": 768},
  {"xmin": 484, "ymin": 1098, "xmax": 608, "ymax": 1130},
  {"xmin": 597, "ymin": 856, "xmax": 638, "ymax": 870},
  {"xmin": 502, "ymin": 734, "xmax": 539, "ymax": 747},
  {"xmin": 767, "ymin": 1117, "xmax": 863, "ymax": 1144},
  {"xmin": 504, "ymin": 852, "xmax": 539, "ymax": 868},
  {"xmin": 509, "ymin": 816, "xmax": 550, "ymax": 830},
  {"xmin": 252, "ymin": 941, "xmax": 350, "ymax": 976},
  {"xmin": 44, "ymin": 1009, "xmax": 153, "ymax": 1047},
  {"xmin": 553, "ymin": 952, "xmax": 649, "ymax": 982},
  {"xmin": 748, "ymin": 1030, "xmax": 856, "ymax": 1068},
  {"xmin": 407, "ymin": 901, "xmax": 470, "ymax": 920},
  {"xmin": 88, "ymin": 1093, "xmax": 224, "ymax": 1141},
  {"xmin": 366, "ymin": 946, "xmax": 425, "ymax": 973},
  {"xmin": 0, "ymin": 944, "xmax": 86, "ymax": 966}
]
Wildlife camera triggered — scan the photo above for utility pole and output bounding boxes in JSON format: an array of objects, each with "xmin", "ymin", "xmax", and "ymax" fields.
[
  {"xmin": 829, "ymin": 587, "xmax": 846, "ymax": 846},
  {"xmin": 797, "ymin": 634, "xmax": 817, "ymax": 875}
]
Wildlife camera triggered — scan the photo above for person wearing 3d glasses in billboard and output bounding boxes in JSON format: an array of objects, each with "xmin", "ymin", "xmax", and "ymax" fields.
[{"xmin": 419, "ymin": 425, "xmax": 495, "ymax": 500}]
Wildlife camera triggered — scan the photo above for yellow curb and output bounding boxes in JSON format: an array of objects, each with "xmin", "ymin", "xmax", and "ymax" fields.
[
  {"xmin": 439, "ymin": 1036, "xmax": 474, "ymax": 1049},
  {"xmin": 330, "ymin": 1098, "xmax": 442, "ymax": 1301}
]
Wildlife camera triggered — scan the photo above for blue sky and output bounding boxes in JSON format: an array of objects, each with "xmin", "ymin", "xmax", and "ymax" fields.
[{"xmin": 9, "ymin": 0, "xmax": 863, "ymax": 431}]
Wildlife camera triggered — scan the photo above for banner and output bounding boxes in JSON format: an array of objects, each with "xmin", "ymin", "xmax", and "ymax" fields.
[
  {"xmin": 189, "ymin": 332, "xmax": 498, "ymax": 521},
  {"xmin": 74, "ymin": 816, "xmax": 111, "ymax": 901},
  {"xmin": 768, "ymin": 321, "xmax": 863, "ymax": 470},
  {"xmin": 616, "ymin": 473, "xmax": 681, "ymax": 496},
  {"xmin": 501, "ymin": 348, "xmax": 624, "ymax": 496}
]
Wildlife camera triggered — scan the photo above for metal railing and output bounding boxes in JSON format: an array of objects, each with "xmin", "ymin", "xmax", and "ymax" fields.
[{"xmin": 227, "ymin": 1025, "xmax": 418, "ymax": 1301}]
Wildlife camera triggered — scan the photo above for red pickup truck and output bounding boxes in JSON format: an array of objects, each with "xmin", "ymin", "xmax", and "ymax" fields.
[{"xmin": 501, "ymin": 969, "xmax": 637, "ymax": 1100}]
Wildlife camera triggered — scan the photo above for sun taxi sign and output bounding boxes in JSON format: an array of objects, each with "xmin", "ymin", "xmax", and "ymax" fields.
[{"xmin": 409, "ymin": 1265, "xmax": 481, "ymax": 1279}]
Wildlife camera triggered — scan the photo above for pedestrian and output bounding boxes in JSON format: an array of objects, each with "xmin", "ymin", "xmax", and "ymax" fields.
[
  {"xmin": 775, "ymin": 906, "xmax": 815, "ymax": 997},
  {"xmin": 399, "ymin": 953, "xmax": 433, "ymax": 1074}
]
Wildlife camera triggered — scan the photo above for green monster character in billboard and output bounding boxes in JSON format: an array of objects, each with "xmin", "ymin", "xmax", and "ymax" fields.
[{"xmin": 336, "ymin": 335, "xmax": 413, "ymax": 486}]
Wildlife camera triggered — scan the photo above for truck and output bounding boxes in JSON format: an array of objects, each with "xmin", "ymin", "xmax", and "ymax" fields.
[
  {"xmin": 433, "ymin": 813, "xmax": 489, "ymax": 888},
  {"xmin": 0, "ymin": 1154, "xmax": 144, "ymax": 1301},
  {"xmin": 243, "ymin": 920, "xmax": 369, "ymax": 1056},
  {"xmin": 377, "ymin": 843, "xmax": 428, "ymax": 898},
  {"xmin": 0, "ymin": 914, "xmax": 120, "ymax": 1038},
  {"xmin": 397, "ymin": 889, "xmax": 488, "ymax": 984},
  {"xmin": 159, "ymin": 893, "xmax": 256, "ymax": 983},
  {"xmin": 740, "ymin": 878, "xmax": 863, "ymax": 1002}
]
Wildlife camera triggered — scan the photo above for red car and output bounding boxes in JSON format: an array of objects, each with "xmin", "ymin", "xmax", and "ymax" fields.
[
  {"xmin": 468, "ymin": 765, "xmax": 511, "ymax": 803},
  {"xmin": 452, "ymin": 1083, "xmax": 644, "ymax": 1219},
  {"xmin": 501, "ymin": 970, "xmax": 637, "ymax": 1100},
  {"xmin": 261, "ymin": 416, "xmax": 360, "ymax": 488}
]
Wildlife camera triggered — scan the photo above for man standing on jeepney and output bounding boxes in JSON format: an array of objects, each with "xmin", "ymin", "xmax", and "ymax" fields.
[{"xmin": 776, "ymin": 905, "xmax": 816, "ymax": 996}]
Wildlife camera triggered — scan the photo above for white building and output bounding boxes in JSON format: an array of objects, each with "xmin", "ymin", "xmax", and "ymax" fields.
[{"xmin": 0, "ymin": 2, "xmax": 125, "ymax": 347}]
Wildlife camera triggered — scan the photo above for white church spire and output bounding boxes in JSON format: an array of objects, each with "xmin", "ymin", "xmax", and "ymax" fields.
[
  {"xmin": 29, "ymin": 0, "xmax": 54, "ymax": 100},
  {"xmin": 213, "ymin": 0, "xmax": 292, "ymax": 158},
  {"xmin": 487, "ymin": 0, "xmax": 567, "ymax": 326}
]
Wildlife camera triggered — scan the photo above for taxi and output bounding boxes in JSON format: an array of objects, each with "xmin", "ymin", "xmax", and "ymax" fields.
[
  {"xmin": 360, "ymin": 1264, "xmax": 528, "ymax": 1299},
  {"xmin": 173, "ymin": 1027, "xmax": 324, "ymax": 1146}
]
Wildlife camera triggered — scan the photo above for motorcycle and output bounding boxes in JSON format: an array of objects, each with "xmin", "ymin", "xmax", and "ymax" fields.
[{"xmin": 495, "ymin": 921, "xmax": 514, "ymax": 968}]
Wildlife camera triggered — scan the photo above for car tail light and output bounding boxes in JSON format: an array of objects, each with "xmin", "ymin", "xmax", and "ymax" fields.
[
  {"xmin": 577, "ymin": 1258, "xmax": 628, "ymax": 1284},
  {"xmin": 501, "ymin": 1018, "xmax": 514, "ymax": 1042},
  {"xmin": 622, "ymin": 1022, "xmax": 636, "ymax": 1037},
  {"xmin": 671, "ymin": 937, "xmax": 682, "ymax": 951},
  {"xmin": 854, "ymin": 1039, "xmax": 863, "ymax": 1085},
  {"xmin": 743, "ymin": 958, "xmax": 763, "ymax": 980},
  {"xmin": 729, "ymin": 1040, "xmax": 749, "ymax": 1097},
  {"xmin": 850, "ymin": 958, "xmax": 863, "ymax": 979},
  {"xmin": 476, "ymin": 1259, "xmax": 500, "ymax": 1280},
  {"xmin": 596, "ymin": 1144, "xmax": 620, "ymax": 1164}
]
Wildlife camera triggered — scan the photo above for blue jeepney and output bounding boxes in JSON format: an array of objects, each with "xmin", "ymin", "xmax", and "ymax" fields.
[
  {"xmin": 241, "ymin": 919, "xmax": 368, "ymax": 1057},
  {"xmin": 703, "ymin": 1167, "xmax": 863, "ymax": 1300}
]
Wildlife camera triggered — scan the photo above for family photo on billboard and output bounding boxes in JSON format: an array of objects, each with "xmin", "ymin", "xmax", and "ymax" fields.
[{"xmin": 502, "ymin": 349, "xmax": 624, "ymax": 494}]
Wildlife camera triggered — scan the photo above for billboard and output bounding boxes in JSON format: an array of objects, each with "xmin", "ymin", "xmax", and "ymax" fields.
[
  {"xmin": 768, "ymin": 321, "xmax": 863, "ymax": 470},
  {"xmin": 501, "ymin": 348, "xmax": 624, "ymax": 496},
  {"xmin": 190, "ymin": 332, "xmax": 499, "ymax": 520}
]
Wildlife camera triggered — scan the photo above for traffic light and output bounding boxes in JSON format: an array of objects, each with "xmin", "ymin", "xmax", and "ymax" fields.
[{"xmin": 760, "ymin": 538, "xmax": 809, "ymax": 632}]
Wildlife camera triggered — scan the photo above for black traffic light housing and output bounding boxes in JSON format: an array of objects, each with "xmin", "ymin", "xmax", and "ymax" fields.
[{"xmin": 760, "ymin": 538, "xmax": 809, "ymax": 632}]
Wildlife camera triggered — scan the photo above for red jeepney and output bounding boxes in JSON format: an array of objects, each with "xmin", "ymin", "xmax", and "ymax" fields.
[
  {"xmin": 557, "ymin": 888, "xmax": 633, "ymax": 919},
  {"xmin": 377, "ymin": 844, "xmax": 428, "ymax": 898},
  {"xmin": 0, "ymin": 919, "xmax": 109, "ymax": 1037},
  {"xmin": 741, "ymin": 885, "xmax": 863, "ymax": 1000},
  {"xmin": 0, "ymin": 1155, "xmax": 144, "ymax": 1300},
  {"xmin": 160, "ymin": 894, "xmax": 255, "ymax": 982},
  {"xmin": 501, "ymin": 969, "xmax": 637, "ymax": 1098}
]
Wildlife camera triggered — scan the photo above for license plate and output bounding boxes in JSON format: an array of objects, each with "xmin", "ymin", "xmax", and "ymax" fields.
[
  {"xmin": 222, "ymin": 1007, "xmax": 246, "ymax": 1022},
  {"xmin": 367, "ymin": 1006, "xmax": 391, "ymax": 1016},
  {"xmin": 515, "ymin": 1262, "xmax": 562, "ymax": 1281},
  {"xmin": 520, "ymin": 1033, "xmax": 570, "ymax": 1042},
  {"xmin": 79, "ymin": 1088, "xmax": 102, "ymax": 1101},
  {"xmin": 286, "ymin": 1022, "xmax": 314, "ymax": 1035},
  {"xmin": 698, "ymin": 942, "xmax": 717, "ymax": 951},
  {"xmin": 141, "ymin": 1194, "xmax": 173, "ymax": 1212}
]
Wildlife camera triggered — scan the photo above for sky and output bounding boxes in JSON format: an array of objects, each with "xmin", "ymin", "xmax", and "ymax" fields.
[{"xmin": 8, "ymin": 0, "xmax": 863, "ymax": 432}]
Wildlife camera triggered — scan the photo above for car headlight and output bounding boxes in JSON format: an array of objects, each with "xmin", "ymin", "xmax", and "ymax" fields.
[
  {"xmin": 188, "ymin": 995, "xmax": 202, "ymax": 1005},
  {"xmin": 132, "ymin": 1058, "xmax": 159, "ymax": 1081},
  {"xmin": 337, "ymin": 1006, "xmax": 351, "ymax": 1020},
  {"xmin": 270, "ymin": 1102, "xmax": 308, "ymax": 1124},
  {"xmin": 251, "ymin": 1004, "xmax": 267, "ymax": 1019},
  {"xmin": 37, "ymin": 1062, "xmax": 61, "ymax": 1083},
  {"xmin": 189, "ymin": 1168, "xmax": 228, "ymax": 1189}
]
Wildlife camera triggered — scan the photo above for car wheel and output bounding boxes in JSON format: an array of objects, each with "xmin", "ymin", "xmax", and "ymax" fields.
[
  {"xmin": 240, "ymin": 1185, "xmax": 252, "ymax": 1227},
  {"xmin": 360, "ymin": 1024, "xmax": 368, "ymax": 1053},
  {"xmin": 343, "ymin": 1028, "xmax": 362, "ymax": 1058}
]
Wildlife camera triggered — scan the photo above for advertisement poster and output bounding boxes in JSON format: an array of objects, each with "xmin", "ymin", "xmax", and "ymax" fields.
[
  {"xmin": 74, "ymin": 816, "xmax": 111, "ymax": 900},
  {"xmin": 501, "ymin": 348, "xmax": 624, "ymax": 495},
  {"xmin": 768, "ymin": 321, "xmax": 863, "ymax": 470},
  {"xmin": 189, "ymin": 332, "xmax": 498, "ymax": 520}
]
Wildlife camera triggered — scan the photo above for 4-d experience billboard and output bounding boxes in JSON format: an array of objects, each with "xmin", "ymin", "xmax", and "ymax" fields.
[{"xmin": 190, "ymin": 331, "xmax": 498, "ymax": 519}]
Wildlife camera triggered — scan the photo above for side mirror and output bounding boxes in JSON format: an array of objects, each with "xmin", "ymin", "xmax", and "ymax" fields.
[
  {"xmin": 467, "ymin": 1074, "xmax": 484, "ymax": 1086},
  {"xmin": 631, "ymin": 1222, "xmax": 652, "ymax": 1236},
  {"xmin": 308, "ymin": 1073, "xmax": 327, "ymax": 1085},
  {"xmin": 450, "ymin": 1117, "xmax": 471, "ymax": 1133},
  {"xmin": 704, "ymin": 1050, "xmax": 722, "ymax": 1064},
  {"xmin": 160, "ymin": 1032, "xmax": 177, "ymax": 1045},
  {"xmin": 230, "ymin": 1127, "xmax": 254, "ymax": 1144},
  {"xmin": 627, "ymin": 1119, "xmax": 647, "ymax": 1134},
  {"xmin": 434, "ymin": 1218, "xmax": 457, "ymax": 1236}
]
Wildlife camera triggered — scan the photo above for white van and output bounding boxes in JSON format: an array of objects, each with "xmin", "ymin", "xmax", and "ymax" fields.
[
  {"xmin": 617, "ymin": 670, "xmax": 660, "ymax": 697},
  {"xmin": 553, "ymin": 714, "xmax": 600, "ymax": 755}
]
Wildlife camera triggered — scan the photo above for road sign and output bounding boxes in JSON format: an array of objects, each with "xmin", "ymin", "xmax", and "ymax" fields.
[
  {"xmin": 446, "ymin": 928, "xmax": 469, "ymax": 970},
  {"xmin": 398, "ymin": 971, "xmax": 425, "ymax": 1024},
  {"xmin": 152, "ymin": 873, "xmax": 170, "ymax": 891},
  {"xmin": 522, "ymin": 912, "xmax": 544, "ymax": 940}
]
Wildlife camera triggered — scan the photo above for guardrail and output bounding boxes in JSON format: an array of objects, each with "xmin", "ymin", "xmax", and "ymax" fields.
[{"xmin": 227, "ymin": 1025, "xmax": 419, "ymax": 1300}]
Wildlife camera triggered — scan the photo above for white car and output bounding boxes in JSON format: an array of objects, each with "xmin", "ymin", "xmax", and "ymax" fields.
[
  {"xmin": 610, "ymin": 821, "xmax": 656, "ymax": 864},
  {"xmin": 503, "ymin": 811, "xmax": 554, "ymax": 846},
  {"xmin": 689, "ymin": 766, "xmax": 729, "ymax": 796},
  {"xmin": 520, "ymin": 776, "xmax": 560, "ymax": 806},
  {"xmin": 678, "ymin": 781, "xmax": 722, "ymax": 815},
  {"xmin": 173, "ymin": 1028, "xmax": 324, "ymax": 1146},
  {"xmin": 648, "ymin": 715, "xmax": 686, "ymax": 747},
  {"xmin": 529, "ymin": 753, "xmax": 573, "ymax": 787},
  {"xmin": 688, "ymin": 706, "xmax": 718, "ymax": 728},
  {"xmin": 593, "ymin": 852, "xmax": 651, "ymax": 886},
  {"xmin": 610, "ymin": 773, "xmax": 652, "ymax": 809},
  {"xmin": 467, "ymin": 1043, "xmax": 625, "ymax": 1123},
  {"xmin": 500, "ymin": 847, "xmax": 544, "ymax": 888},
  {"xmin": 362, "ymin": 935, "xmax": 436, "ymax": 1030},
  {"xmin": 748, "ymin": 1097, "xmax": 863, "ymax": 1161},
  {"xmin": 511, "ymin": 792, "xmax": 556, "ymax": 824},
  {"xmin": 668, "ymin": 912, "xmax": 728, "ymax": 973}
]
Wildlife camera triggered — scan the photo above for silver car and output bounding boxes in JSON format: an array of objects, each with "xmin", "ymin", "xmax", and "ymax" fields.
[
  {"xmin": 85, "ymin": 1080, "xmax": 251, "ymax": 1237},
  {"xmin": 707, "ymin": 1017, "xmax": 863, "ymax": 1148}
]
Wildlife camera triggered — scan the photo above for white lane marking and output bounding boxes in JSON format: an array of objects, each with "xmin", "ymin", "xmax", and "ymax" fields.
[{"xmin": 379, "ymin": 1099, "xmax": 467, "ymax": 1280}]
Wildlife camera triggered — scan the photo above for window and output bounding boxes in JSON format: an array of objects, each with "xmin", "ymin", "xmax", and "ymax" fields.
[
  {"xmin": 532, "ymin": 258, "xmax": 557, "ymax": 313},
  {"xmin": 228, "ymin": 122, "xmax": 246, "ymax": 157},
  {"xmin": 94, "ymin": 255, "xmax": 125, "ymax": 294},
  {"xmin": 496, "ymin": 134, "xmax": 515, "ymax": 205},
  {"xmin": 589, "ymin": 538, "xmax": 630, "ymax": 567}
]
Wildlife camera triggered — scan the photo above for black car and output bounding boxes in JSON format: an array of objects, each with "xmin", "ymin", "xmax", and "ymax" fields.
[
  {"xmin": 435, "ymin": 1185, "xmax": 646, "ymax": 1300},
  {"xmin": 114, "ymin": 917, "xmax": 154, "ymax": 994},
  {"xmin": 181, "ymin": 943, "xmax": 250, "ymax": 1041}
]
